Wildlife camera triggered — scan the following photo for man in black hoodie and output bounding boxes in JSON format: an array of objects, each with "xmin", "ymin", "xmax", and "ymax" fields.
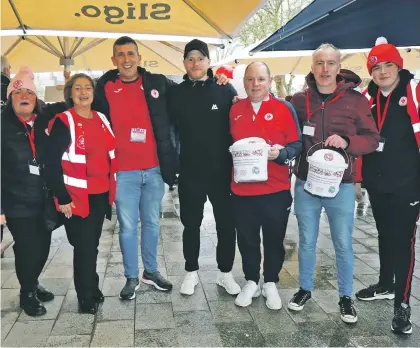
[
  {"xmin": 167, "ymin": 39, "xmax": 241, "ymax": 296},
  {"xmin": 355, "ymin": 38, "xmax": 420, "ymax": 335}
]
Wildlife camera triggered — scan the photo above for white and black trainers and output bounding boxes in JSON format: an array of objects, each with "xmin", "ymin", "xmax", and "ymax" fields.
[
  {"xmin": 392, "ymin": 303, "xmax": 412, "ymax": 334},
  {"xmin": 119, "ymin": 278, "xmax": 140, "ymax": 300},
  {"xmin": 141, "ymin": 271, "xmax": 173, "ymax": 291},
  {"xmin": 339, "ymin": 296, "xmax": 358, "ymax": 323},
  {"xmin": 287, "ymin": 288, "xmax": 311, "ymax": 311},
  {"xmin": 355, "ymin": 283, "xmax": 395, "ymax": 301}
]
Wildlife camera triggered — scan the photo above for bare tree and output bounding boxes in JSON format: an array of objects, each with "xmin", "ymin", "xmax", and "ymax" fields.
[{"xmin": 237, "ymin": 0, "xmax": 311, "ymax": 96}]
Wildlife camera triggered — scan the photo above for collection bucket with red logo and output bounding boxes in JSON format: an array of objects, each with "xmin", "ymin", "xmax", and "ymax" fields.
[
  {"xmin": 229, "ymin": 137, "xmax": 270, "ymax": 183},
  {"xmin": 304, "ymin": 143, "xmax": 350, "ymax": 198}
]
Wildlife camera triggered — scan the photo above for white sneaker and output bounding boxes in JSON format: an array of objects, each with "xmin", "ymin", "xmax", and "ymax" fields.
[
  {"xmin": 262, "ymin": 282, "xmax": 282, "ymax": 310},
  {"xmin": 217, "ymin": 272, "xmax": 241, "ymax": 295},
  {"xmin": 235, "ymin": 280, "xmax": 261, "ymax": 307},
  {"xmin": 180, "ymin": 271, "xmax": 199, "ymax": 295}
]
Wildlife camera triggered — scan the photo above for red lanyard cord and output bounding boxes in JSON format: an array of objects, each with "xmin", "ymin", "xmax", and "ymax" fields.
[
  {"xmin": 305, "ymin": 87, "xmax": 346, "ymax": 120},
  {"xmin": 376, "ymin": 89, "xmax": 393, "ymax": 131},
  {"xmin": 17, "ymin": 115, "xmax": 37, "ymax": 160}
]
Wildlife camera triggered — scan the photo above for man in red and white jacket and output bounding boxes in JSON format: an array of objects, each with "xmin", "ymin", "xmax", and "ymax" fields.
[
  {"xmin": 230, "ymin": 62, "xmax": 302, "ymax": 310},
  {"xmin": 355, "ymin": 37, "xmax": 420, "ymax": 335}
]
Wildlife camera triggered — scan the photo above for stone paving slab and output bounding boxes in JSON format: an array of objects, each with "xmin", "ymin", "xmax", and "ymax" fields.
[{"xmin": 1, "ymin": 189, "xmax": 420, "ymax": 347}]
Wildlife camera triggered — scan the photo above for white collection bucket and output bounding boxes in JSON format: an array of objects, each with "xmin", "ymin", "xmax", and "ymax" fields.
[
  {"xmin": 304, "ymin": 144, "xmax": 349, "ymax": 198},
  {"xmin": 229, "ymin": 137, "xmax": 270, "ymax": 183}
]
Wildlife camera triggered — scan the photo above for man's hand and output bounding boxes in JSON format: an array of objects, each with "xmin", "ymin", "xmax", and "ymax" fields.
[
  {"xmin": 64, "ymin": 71, "xmax": 71, "ymax": 82},
  {"xmin": 268, "ymin": 147, "xmax": 280, "ymax": 160},
  {"xmin": 232, "ymin": 96, "xmax": 242, "ymax": 104},
  {"xmin": 0, "ymin": 214, "xmax": 5, "ymax": 225},
  {"xmin": 59, "ymin": 202, "xmax": 75, "ymax": 219},
  {"xmin": 324, "ymin": 134, "xmax": 348, "ymax": 149},
  {"xmin": 214, "ymin": 73, "xmax": 229, "ymax": 85}
]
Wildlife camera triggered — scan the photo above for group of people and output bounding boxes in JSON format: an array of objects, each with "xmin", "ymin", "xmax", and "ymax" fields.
[{"xmin": 1, "ymin": 35, "xmax": 418, "ymax": 336}]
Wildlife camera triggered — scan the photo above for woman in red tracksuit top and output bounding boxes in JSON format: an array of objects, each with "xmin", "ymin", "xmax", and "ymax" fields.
[
  {"xmin": 230, "ymin": 62, "xmax": 302, "ymax": 310},
  {"xmin": 46, "ymin": 73, "xmax": 116, "ymax": 314}
]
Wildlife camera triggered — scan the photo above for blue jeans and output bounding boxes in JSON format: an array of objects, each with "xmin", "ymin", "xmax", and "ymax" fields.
[
  {"xmin": 115, "ymin": 167, "xmax": 165, "ymax": 278},
  {"xmin": 294, "ymin": 178, "xmax": 355, "ymax": 297}
]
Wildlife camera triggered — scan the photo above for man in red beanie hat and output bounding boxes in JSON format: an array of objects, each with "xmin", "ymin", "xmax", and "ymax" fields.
[{"xmin": 356, "ymin": 37, "xmax": 420, "ymax": 335}]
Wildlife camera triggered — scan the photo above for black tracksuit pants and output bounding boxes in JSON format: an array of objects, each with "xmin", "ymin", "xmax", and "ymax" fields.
[
  {"xmin": 367, "ymin": 187, "xmax": 419, "ymax": 306},
  {"xmin": 6, "ymin": 215, "xmax": 52, "ymax": 293},
  {"xmin": 64, "ymin": 193, "xmax": 107, "ymax": 302},
  {"xmin": 178, "ymin": 175, "xmax": 236, "ymax": 272},
  {"xmin": 232, "ymin": 190, "xmax": 292, "ymax": 283}
]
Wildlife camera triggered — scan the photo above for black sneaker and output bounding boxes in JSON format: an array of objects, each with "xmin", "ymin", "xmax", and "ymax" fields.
[
  {"xmin": 36, "ymin": 284, "xmax": 54, "ymax": 302},
  {"xmin": 141, "ymin": 270, "xmax": 173, "ymax": 291},
  {"xmin": 119, "ymin": 278, "xmax": 140, "ymax": 300},
  {"xmin": 339, "ymin": 296, "xmax": 358, "ymax": 323},
  {"xmin": 287, "ymin": 288, "xmax": 311, "ymax": 311},
  {"xmin": 356, "ymin": 283, "xmax": 394, "ymax": 301},
  {"xmin": 392, "ymin": 304, "xmax": 412, "ymax": 334}
]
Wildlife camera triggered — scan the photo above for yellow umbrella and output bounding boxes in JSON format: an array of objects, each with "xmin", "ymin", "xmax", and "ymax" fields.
[
  {"xmin": 1, "ymin": 0, "xmax": 266, "ymax": 39},
  {"xmin": 1, "ymin": 35, "xmax": 186, "ymax": 74},
  {"xmin": 219, "ymin": 47, "xmax": 420, "ymax": 78}
]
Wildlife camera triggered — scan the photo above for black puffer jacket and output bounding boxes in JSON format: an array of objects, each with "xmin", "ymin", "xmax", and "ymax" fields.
[
  {"xmin": 1, "ymin": 101, "xmax": 67, "ymax": 218},
  {"xmin": 95, "ymin": 66, "xmax": 178, "ymax": 185}
]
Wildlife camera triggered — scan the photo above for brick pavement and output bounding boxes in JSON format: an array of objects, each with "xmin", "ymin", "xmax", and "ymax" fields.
[{"xmin": 1, "ymin": 187, "xmax": 420, "ymax": 347}]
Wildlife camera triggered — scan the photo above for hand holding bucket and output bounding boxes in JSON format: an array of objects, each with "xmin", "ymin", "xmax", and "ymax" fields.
[{"xmin": 304, "ymin": 142, "xmax": 350, "ymax": 198}]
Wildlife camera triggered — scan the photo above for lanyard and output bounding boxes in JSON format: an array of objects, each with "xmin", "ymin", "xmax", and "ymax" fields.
[
  {"xmin": 17, "ymin": 115, "xmax": 37, "ymax": 160},
  {"xmin": 376, "ymin": 89, "xmax": 393, "ymax": 131},
  {"xmin": 305, "ymin": 88, "xmax": 346, "ymax": 120}
]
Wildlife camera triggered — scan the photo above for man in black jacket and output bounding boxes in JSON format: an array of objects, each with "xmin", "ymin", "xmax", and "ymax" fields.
[
  {"xmin": 1, "ymin": 55, "xmax": 11, "ymax": 107},
  {"xmin": 167, "ymin": 39, "xmax": 241, "ymax": 296},
  {"xmin": 94, "ymin": 36, "xmax": 178, "ymax": 300},
  {"xmin": 355, "ymin": 38, "xmax": 420, "ymax": 335}
]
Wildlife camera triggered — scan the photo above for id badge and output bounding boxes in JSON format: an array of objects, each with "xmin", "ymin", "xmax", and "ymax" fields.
[
  {"xmin": 130, "ymin": 128, "xmax": 146, "ymax": 143},
  {"xmin": 376, "ymin": 137, "xmax": 386, "ymax": 152},
  {"xmin": 303, "ymin": 121, "xmax": 315, "ymax": 136},
  {"xmin": 28, "ymin": 160, "xmax": 40, "ymax": 175}
]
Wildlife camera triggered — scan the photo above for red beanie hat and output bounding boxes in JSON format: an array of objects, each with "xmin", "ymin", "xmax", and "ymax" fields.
[{"xmin": 367, "ymin": 37, "xmax": 403, "ymax": 74}]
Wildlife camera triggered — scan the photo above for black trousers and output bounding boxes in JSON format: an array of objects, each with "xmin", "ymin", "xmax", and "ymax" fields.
[
  {"xmin": 64, "ymin": 193, "xmax": 107, "ymax": 302},
  {"xmin": 6, "ymin": 215, "xmax": 52, "ymax": 293},
  {"xmin": 233, "ymin": 190, "xmax": 292, "ymax": 283},
  {"xmin": 367, "ymin": 187, "xmax": 419, "ymax": 306},
  {"xmin": 178, "ymin": 175, "xmax": 236, "ymax": 272}
]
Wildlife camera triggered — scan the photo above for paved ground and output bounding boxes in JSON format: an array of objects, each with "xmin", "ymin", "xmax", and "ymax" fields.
[{"xmin": 1, "ymin": 187, "xmax": 420, "ymax": 347}]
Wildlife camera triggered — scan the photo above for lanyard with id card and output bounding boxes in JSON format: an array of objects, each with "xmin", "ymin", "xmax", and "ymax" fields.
[
  {"xmin": 18, "ymin": 115, "xmax": 40, "ymax": 176},
  {"xmin": 375, "ymin": 89, "xmax": 393, "ymax": 152},
  {"xmin": 303, "ymin": 121, "xmax": 316, "ymax": 136},
  {"xmin": 304, "ymin": 88, "xmax": 346, "ymax": 138}
]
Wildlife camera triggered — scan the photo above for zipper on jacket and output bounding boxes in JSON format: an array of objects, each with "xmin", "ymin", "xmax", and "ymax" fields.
[{"xmin": 321, "ymin": 102, "xmax": 325, "ymax": 148}]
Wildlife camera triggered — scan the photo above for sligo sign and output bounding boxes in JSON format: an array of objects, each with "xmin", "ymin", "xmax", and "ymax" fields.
[{"xmin": 74, "ymin": 3, "xmax": 171, "ymax": 24}]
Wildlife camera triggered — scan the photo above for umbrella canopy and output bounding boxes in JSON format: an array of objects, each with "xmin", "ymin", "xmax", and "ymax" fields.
[
  {"xmin": 2, "ymin": 0, "xmax": 266, "ymax": 39},
  {"xmin": 218, "ymin": 47, "xmax": 420, "ymax": 78},
  {"xmin": 251, "ymin": 0, "xmax": 420, "ymax": 53},
  {"xmin": 1, "ymin": 35, "xmax": 187, "ymax": 74}
]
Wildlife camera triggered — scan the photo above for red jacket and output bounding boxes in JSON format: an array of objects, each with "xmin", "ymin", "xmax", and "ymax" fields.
[
  {"xmin": 51, "ymin": 110, "xmax": 116, "ymax": 218},
  {"xmin": 291, "ymin": 69, "xmax": 380, "ymax": 183},
  {"xmin": 229, "ymin": 95, "xmax": 302, "ymax": 196}
]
